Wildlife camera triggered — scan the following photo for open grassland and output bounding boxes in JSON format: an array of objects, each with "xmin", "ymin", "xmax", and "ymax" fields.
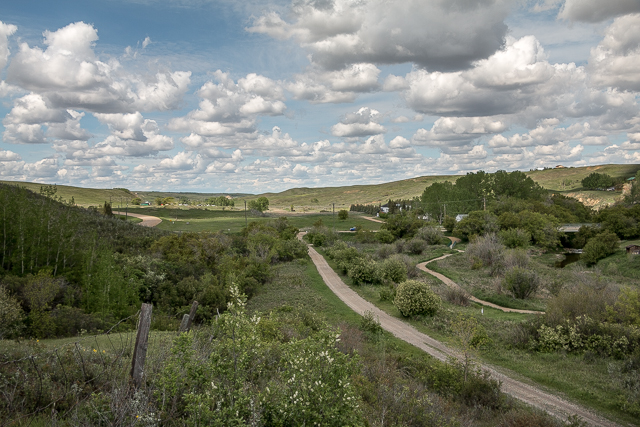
[
  {"xmin": 127, "ymin": 207, "xmax": 382, "ymax": 233},
  {"xmin": 3, "ymin": 163, "xmax": 639, "ymax": 210},
  {"xmin": 0, "ymin": 180, "xmax": 136, "ymax": 207},
  {"xmin": 526, "ymin": 164, "xmax": 640, "ymax": 191}
]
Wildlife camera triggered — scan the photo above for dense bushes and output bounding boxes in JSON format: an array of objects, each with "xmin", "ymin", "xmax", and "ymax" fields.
[
  {"xmin": 394, "ymin": 280, "xmax": 441, "ymax": 317},
  {"xmin": 157, "ymin": 288, "xmax": 362, "ymax": 426},
  {"xmin": 581, "ymin": 230, "xmax": 619, "ymax": 265}
]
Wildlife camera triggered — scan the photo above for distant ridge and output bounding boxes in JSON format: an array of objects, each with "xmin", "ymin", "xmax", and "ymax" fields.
[{"xmin": 3, "ymin": 163, "xmax": 639, "ymax": 209}]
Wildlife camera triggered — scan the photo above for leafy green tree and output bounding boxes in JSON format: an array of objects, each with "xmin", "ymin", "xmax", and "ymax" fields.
[
  {"xmin": 581, "ymin": 172, "xmax": 613, "ymax": 189},
  {"xmin": 178, "ymin": 196, "xmax": 190, "ymax": 205},
  {"xmin": 443, "ymin": 215, "xmax": 457, "ymax": 233},
  {"xmin": 101, "ymin": 201, "xmax": 113, "ymax": 216},
  {"xmin": 338, "ymin": 209, "xmax": 349, "ymax": 220},
  {"xmin": 131, "ymin": 197, "xmax": 142, "ymax": 205},
  {"xmin": 581, "ymin": 231, "xmax": 619, "ymax": 265},
  {"xmin": 381, "ymin": 213, "xmax": 424, "ymax": 239},
  {"xmin": 249, "ymin": 196, "xmax": 269, "ymax": 212},
  {"xmin": 0, "ymin": 285, "xmax": 24, "ymax": 339},
  {"xmin": 453, "ymin": 211, "xmax": 498, "ymax": 241},
  {"xmin": 493, "ymin": 170, "xmax": 545, "ymax": 200},
  {"xmin": 23, "ymin": 270, "xmax": 62, "ymax": 337}
]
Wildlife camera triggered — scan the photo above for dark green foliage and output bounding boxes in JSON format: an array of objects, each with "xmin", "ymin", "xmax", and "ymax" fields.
[
  {"xmin": 248, "ymin": 196, "xmax": 269, "ymax": 212},
  {"xmin": 443, "ymin": 215, "xmax": 456, "ymax": 232},
  {"xmin": 205, "ymin": 195, "xmax": 234, "ymax": 207},
  {"xmin": 581, "ymin": 172, "xmax": 613, "ymax": 189},
  {"xmin": 498, "ymin": 228, "xmax": 531, "ymax": 248},
  {"xmin": 381, "ymin": 213, "xmax": 425, "ymax": 239},
  {"xmin": 572, "ymin": 225, "xmax": 601, "ymax": 249},
  {"xmin": 338, "ymin": 209, "xmax": 349, "ymax": 220},
  {"xmin": 349, "ymin": 203, "xmax": 381, "ymax": 215},
  {"xmin": 453, "ymin": 210, "xmax": 498, "ymax": 241},
  {"xmin": 597, "ymin": 204, "xmax": 640, "ymax": 239},
  {"xmin": 581, "ymin": 231, "xmax": 619, "ymax": 265}
]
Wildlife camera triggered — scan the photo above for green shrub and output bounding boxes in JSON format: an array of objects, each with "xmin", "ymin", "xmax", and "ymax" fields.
[
  {"xmin": 376, "ymin": 229, "xmax": 395, "ymax": 244},
  {"xmin": 503, "ymin": 267, "xmax": 540, "ymax": 299},
  {"xmin": 381, "ymin": 257, "xmax": 407, "ymax": 283},
  {"xmin": 347, "ymin": 257, "xmax": 383, "ymax": 285},
  {"xmin": 581, "ymin": 230, "xmax": 619, "ymax": 265},
  {"xmin": 405, "ymin": 238, "xmax": 427, "ymax": 255},
  {"xmin": 338, "ymin": 209, "xmax": 349, "ymax": 220},
  {"xmin": 466, "ymin": 233, "xmax": 504, "ymax": 275},
  {"xmin": 443, "ymin": 215, "xmax": 456, "ymax": 233},
  {"xmin": 360, "ymin": 310, "xmax": 383, "ymax": 336},
  {"xmin": 394, "ymin": 280, "xmax": 441, "ymax": 317},
  {"xmin": 498, "ymin": 228, "xmax": 531, "ymax": 248},
  {"xmin": 415, "ymin": 225, "xmax": 444, "ymax": 245}
]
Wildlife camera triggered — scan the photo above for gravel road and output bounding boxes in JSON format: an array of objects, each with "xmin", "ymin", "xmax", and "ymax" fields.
[
  {"xmin": 302, "ymin": 235, "xmax": 623, "ymax": 427},
  {"xmin": 112, "ymin": 211, "xmax": 162, "ymax": 227}
]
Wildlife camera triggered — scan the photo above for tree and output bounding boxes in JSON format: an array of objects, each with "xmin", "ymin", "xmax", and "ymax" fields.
[
  {"xmin": 581, "ymin": 172, "xmax": 613, "ymax": 190},
  {"xmin": 451, "ymin": 315, "xmax": 489, "ymax": 383},
  {"xmin": 503, "ymin": 267, "xmax": 540, "ymax": 299},
  {"xmin": 581, "ymin": 231, "xmax": 619, "ymax": 265},
  {"xmin": 493, "ymin": 170, "xmax": 545, "ymax": 200},
  {"xmin": 101, "ymin": 201, "xmax": 113, "ymax": 216},
  {"xmin": 178, "ymin": 196, "xmax": 190, "ymax": 205},
  {"xmin": 131, "ymin": 197, "xmax": 142, "ymax": 205},
  {"xmin": 0, "ymin": 285, "xmax": 24, "ymax": 339},
  {"xmin": 338, "ymin": 209, "xmax": 348, "ymax": 220},
  {"xmin": 249, "ymin": 196, "xmax": 269, "ymax": 212}
]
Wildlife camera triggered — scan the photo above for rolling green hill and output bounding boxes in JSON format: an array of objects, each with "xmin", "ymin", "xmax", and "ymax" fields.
[
  {"xmin": 0, "ymin": 181, "xmax": 136, "ymax": 207},
  {"xmin": 3, "ymin": 163, "xmax": 639, "ymax": 210}
]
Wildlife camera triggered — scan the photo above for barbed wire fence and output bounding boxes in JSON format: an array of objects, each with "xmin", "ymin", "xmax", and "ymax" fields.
[{"xmin": 0, "ymin": 302, "xmax": 198, "ymax": 426}]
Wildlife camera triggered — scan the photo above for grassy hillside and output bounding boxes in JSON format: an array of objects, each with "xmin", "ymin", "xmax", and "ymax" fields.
[
  {"xmin": 258, "ymin": 175, "xmax": 457, "ymax": 209},
  {"xmin": 0, "ymin": 181, "xmax": 136, "ymax": 207},
  {"xmin": 4, "ymin": 163, "xmax": 639, "ymax": 209},
  {"xmin": 525, "ymin": 163, "xmax": 640, "ymax": 191}
]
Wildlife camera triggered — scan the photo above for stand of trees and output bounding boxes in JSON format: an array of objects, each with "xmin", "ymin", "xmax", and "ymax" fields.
[{"xmin": 0, "ymin": 185, "xmax": 305, "ymax": 339}]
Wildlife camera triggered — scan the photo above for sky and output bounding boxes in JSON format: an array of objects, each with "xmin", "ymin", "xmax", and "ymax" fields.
[{"xmin": 0, "ymin": 0, "xmax": 639, "ymax": 194}]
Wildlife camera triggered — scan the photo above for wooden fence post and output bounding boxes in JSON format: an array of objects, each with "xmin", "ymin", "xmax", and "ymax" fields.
[
  {"xmin": 130, "ymin": 303, "xmax": 152, "ymax": 389},
  {"xmin": 178, "ymin": 314, "xmax": 190, "ymax": 333},
  {"xmin": 178, "ymin": 301, "xmax": 198, "ymax": 333}
]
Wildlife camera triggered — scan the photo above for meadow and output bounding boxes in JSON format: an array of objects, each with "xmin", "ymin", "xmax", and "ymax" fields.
[{"xmin": 126, "ymin": 206, "xmax": 383, "ymax": 233}]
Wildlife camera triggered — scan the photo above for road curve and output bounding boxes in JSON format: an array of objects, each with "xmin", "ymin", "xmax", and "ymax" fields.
[
  {"xmin": 417, "ymin": 253, "xmax": 545, "ymax": 315},
  {"xmin": 300, "ymin": 233, "xmax": 622, "ymax": 427},
  {"xmin": 113, "ymin": 211, "xmax": 162, "ymax": 227}
]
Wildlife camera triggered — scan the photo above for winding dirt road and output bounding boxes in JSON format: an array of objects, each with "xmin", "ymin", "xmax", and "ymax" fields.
[
  {"xmin": 113, "ymin": 211, "xmax": 162, "ymax": 227},
  {"xmin": 301, "ymin": 233, "xmax": 622, "ymax": 427},
  {"xmin": 417, "ymin": 253, "xmax": 545, "ymax": 315}
]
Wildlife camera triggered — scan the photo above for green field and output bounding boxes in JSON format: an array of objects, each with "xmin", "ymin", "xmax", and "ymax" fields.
[{"xmin": 127, "ymin": 207, "xmax": 382, "ymax": 233}]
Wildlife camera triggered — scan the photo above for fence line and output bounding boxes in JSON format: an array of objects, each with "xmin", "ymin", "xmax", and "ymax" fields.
[{"xmin": 0, "ymin": 305, "xmax": 194, "ymax": 424}]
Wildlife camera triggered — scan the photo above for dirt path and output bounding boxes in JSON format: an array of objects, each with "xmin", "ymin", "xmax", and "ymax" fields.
[
  {"xmin": 361, "ymin": 216, "xmax": 384, "ymax": 223},
  {"xmin": 300, "ymin": 233, "xmax": 621, "ymax": 427},
  {"xmin": 113, "ymin": 211, "xmax": 162, "ymax": 227},
  {"xmin": 417, "ymin": 253, "xmax": 545, "ymax": 315}
]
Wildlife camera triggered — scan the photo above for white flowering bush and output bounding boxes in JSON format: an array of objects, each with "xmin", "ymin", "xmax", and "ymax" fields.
[
  {"xmin": 156, "ymin": 285, "xmax": 362, "ymax": 426},
  {"xmin": 394, "ymin": 280, "xmax": 441, "ymax": 317}
]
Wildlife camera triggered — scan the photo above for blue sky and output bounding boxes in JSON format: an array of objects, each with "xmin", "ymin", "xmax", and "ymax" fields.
[{"xmin": 0, "ymin": 0, "xmax": 639, "ymax": 193}]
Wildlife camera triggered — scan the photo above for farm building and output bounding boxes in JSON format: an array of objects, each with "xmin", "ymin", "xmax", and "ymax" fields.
[{"xmin": 626, "ymin": 245, "xmax": 640, "ymax": 255}]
